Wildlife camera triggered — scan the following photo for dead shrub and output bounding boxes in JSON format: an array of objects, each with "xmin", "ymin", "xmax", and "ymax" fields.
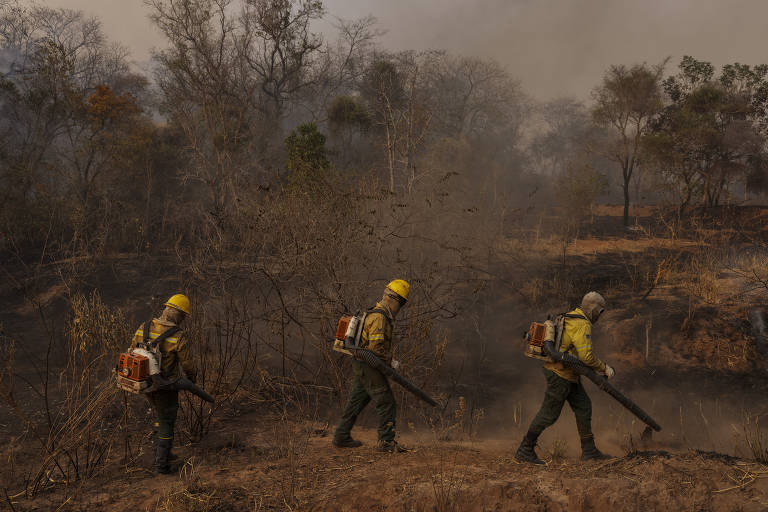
[
  {"xmin": 740, "ymin": 412, "xmax": 768, "ymax": 464},
  {"xmin": 430, "ymin": 450, "xmax": 470, "ymax": 512},
  {"xmin": 0, "ymin": 292, "xmax": 135, "ymax": 497},
  {"xmin": 179, "ymin": 296, "xmax": 261, "ymax": 443},
  {"xmin": 156, "ymin": 458, "xmax": 221, "ymax": 512},
  {"xmin": 267, "ymin": 379, "xmax": 320, "ymax": 510}
]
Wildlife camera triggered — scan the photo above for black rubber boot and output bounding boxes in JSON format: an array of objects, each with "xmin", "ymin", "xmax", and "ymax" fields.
[
  {"xmin": 156, "ymin": 434, "xmax": 178, "ymax": 461},
  {"xmin": 580, "ymin": 435, "xmax": 609, "ymax": 461},
  {"xmin": 155, "ymin": 437, "xmax": 173, "ymax": 474},
  {"xmin": 332, "ymin": 437, "xmax": 363, "ymax": 448},
  {"xmin": 515, "ymin": 432, "xmax": 545, "ymax": 465}
]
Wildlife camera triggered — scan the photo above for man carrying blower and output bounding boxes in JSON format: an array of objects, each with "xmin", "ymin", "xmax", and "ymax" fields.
[
  {"xmin": 129, "ymin": 294, "xmax": 197, "ymax": 474},
  {"xmin": 515, "ymin": 291, "xmax": 615, "ymax": 464},
  {"xmin": 333, "ymin": 279, "xmax": 410, "ymax": 453}
]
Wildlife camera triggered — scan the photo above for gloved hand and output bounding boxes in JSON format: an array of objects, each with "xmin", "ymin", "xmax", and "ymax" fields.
[{"xmin": 604, "ymin": 365, "xmax": 615, "ymax": 379}]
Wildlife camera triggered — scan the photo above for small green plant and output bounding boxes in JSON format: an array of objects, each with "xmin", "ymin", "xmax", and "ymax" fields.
[{"xmin": 285, "ymin": 122, "xmax": 330, "ymax": 191}]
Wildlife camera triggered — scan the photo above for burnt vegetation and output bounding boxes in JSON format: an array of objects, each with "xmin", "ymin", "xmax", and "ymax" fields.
[{"xmin": 2, "ymin": 1, "xmax": 768, "ymax": 510}]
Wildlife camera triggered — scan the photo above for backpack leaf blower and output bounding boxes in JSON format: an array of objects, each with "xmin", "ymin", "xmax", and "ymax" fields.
[
  {"xmin": 116, "ymin": 321, "xmax": 214, "ymax": 403},
  {"xmin": 333, "ymin": 312, "xmax": 439, "ymax": 407},
  {"xmin": 525, "ymin": 318, "xmax": 661, "ymax": 432}
]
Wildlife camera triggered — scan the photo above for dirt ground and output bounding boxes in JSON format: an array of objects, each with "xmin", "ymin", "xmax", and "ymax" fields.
[
  {"xmin": 4, "ymin": 208, "xmax": 768, "ymax": 511},
  {"xmin": 8, "ymin": 411, "xmax": 768, "ymax": 512}
]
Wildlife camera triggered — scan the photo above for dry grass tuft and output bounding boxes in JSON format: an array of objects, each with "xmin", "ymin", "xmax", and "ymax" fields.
[
  {"xmin": 156, "ymin": 459, "xmax": 221, "ymax": 512},
  {"xmin": 740, "ymin": 412, "xmax": 768, "ymax": 464},
  {"xmin": 547, "ymin": 439, "xmax": 568, "ymax": 464}
]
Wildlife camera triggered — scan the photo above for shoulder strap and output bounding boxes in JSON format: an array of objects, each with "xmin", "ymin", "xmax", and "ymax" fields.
[
  {"xmin": 155, "ymin": 326, "xmax": 181, "ymax": 345},
  {"xmin": 143, "ymin": 318, "xmax": 153, "ymax": 344},
  {"xmin": 146, "ymin": 324, "xmax": 181, "ymax": 348},
  {"xmin": 554, "ymin": 314, "xmax": 566, "ymax": 350},
  {"xmin": 367, "ymin": 308, "xmax": 392, "ymax": 324},
  {"xmin": 564, "ymin": 313, "xmax": 587, "ymax": 320}
]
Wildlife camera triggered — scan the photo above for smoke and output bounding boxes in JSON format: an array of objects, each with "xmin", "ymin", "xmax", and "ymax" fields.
[
  {"xmin": 323, "ymin": 0, "xmax": 768, "ymax": 100},
  {"xmin": 0, "ymin": 47, "xmax": 23, "ymax": 77},
  {"xmin": 40, "ymin": 0, "xmax": 768, "ymax": 100}
]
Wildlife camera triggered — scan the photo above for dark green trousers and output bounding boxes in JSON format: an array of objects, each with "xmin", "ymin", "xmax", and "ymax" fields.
[
  {"xmin": 334, "ymin": 360, "xmax": 397, "ymax": 442},
  {"xmin": 527, "ymin": 368, "xmax": 592, "ymax": 438},
  {"xmin": 146, "ymin": 389, "xmax": 179, "ymax": 440}
]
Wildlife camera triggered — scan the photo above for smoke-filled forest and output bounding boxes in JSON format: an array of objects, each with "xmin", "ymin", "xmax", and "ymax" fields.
[{"xmin": 2, "ymin": 1, "xmax": 768, "ymax": 510}]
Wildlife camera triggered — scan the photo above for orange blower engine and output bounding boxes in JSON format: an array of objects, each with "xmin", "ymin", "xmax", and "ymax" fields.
[
  {"xmin": 523, "ymin": 315, "xmax": 565, "ymax": 361},
  {"xmin": 332, "ymin": 311, "xmax": 366, "ymax": 357},
  {"xmin": 523, "ymin": 321, "xmax": 549, "ymax": 360},
  {"xmin": 116, "ymin": 347, "xmax": 161, "ymax": 394},
  {"xmin": 116, "ymin": 320, "xmax": 179, "ymax": 394}
]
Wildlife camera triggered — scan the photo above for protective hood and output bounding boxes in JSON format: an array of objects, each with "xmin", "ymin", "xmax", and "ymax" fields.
[
  {"xmin": 580, "ymin": 292, "xmax": 606, "ymax": 323},
  {"xmin": 155, "ymin": 317, "xmax": 177, "ymax": 327},
  {"xmin": 375, "ymin": 300, "xmax": 397, "ymax": 320}
]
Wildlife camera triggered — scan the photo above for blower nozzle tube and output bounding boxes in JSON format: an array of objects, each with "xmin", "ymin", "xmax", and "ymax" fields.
[
  {"xmin": 351, "ymin": 347, "xmax": 438, "ymax": 407},
  {"xmin": 543, "ymin": 341, "xmax": 661, "ymax": 432},
  {"xmin": 144, "ymin": 375, "xmax": 215, "ymax": 403}
]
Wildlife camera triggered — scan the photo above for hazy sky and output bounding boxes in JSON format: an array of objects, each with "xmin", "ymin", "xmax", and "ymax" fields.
[{"xmin": 46, "ymin": 0, "xmax": 768, "ymax": 100}]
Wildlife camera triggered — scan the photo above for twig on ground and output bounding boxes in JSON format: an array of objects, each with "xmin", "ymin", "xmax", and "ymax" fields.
[{"xmin": 3, "ymin": 488, "xmax": 18, "ymax": 512}]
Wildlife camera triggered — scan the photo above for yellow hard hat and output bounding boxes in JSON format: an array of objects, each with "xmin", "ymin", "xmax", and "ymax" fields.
[
  {"xmin": 164, "ymin": 294, "xmax": 191, "ymax": 315},
  {"xmin": 386, "ymin": 279, "xmax": 410, "ymax": 302}
]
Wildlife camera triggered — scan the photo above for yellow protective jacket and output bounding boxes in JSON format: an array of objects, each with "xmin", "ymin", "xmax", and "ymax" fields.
[
  {"xmin": 360, "ymin": 302, "xmax": 394, "ymax": 362},
  {"xmin": 129, "ymin": 318, "xmax": 197, "ymax": 382},
  {"xmin": 544, "ymin": 307, "xmax": 606, "ymax": 382}
]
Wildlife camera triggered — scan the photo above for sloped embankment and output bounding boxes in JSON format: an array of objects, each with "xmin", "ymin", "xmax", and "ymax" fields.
[{"xmin": 15, "ymin": 419, "xmax": 767, "ymax": 511}]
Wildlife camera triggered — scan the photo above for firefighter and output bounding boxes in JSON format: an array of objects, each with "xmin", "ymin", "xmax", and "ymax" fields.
[
  {"xmin": 129, "ymin": 294, "xmax": 197, "ymax": 474},
  {"xmin": 515, "ymin": 291, "xmax": 615, "ymax": 464},
  {"xmin": 332, "ymin": 279, "xmax": 410, "ymax": 452}
]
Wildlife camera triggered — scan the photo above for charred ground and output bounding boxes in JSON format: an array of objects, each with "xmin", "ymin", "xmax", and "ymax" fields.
[{"xmin": 3, "ymin": 206, "xmax": 768, "ymax": 511}]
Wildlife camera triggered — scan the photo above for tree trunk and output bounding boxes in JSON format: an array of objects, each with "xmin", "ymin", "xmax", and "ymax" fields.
[
  {"xmin": 385, "ymin": 120, "xmax": 394, "ymax": 193},
  {"xmin": 679, "ymin": 183, "xmax": 691, "ymax": 217},
  {"xmin": 623, "ymin": 173, "xmax": 631, "ymax": 226}
]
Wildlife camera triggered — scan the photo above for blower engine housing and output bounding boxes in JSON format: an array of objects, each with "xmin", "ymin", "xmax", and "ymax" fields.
[
  {"xmin": 116, "ymin": 348, "xmax": 160, "ymax": 393},
  {"xmin": 524, "ymin": 321, "xmax": 555, "ymax": 361},
  {"xmin": 333, "ymin": 313, "xmax": 366, "ymax": 356}
]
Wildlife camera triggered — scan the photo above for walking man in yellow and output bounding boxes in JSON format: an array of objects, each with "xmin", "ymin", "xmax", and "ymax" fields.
[
  {"xmin": 333, "ymin": 280, "xmax": 410, "ymax": 452},
  {"xmin": 129, "ymin": 294, "xmax": 197, "ymax": 474},
  {"xmin": 515, "ymin": 292, "xmax": 615, "ymax": 464}
]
